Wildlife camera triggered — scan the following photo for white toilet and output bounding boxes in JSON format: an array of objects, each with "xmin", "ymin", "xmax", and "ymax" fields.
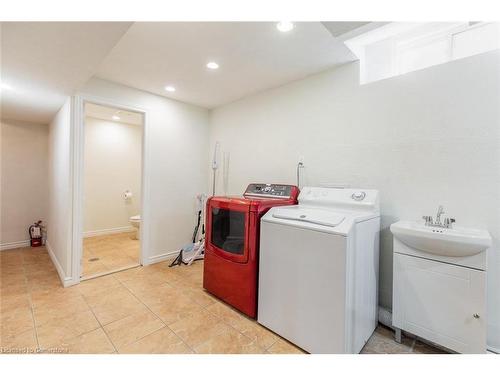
[{"xmin": 129, "ymin": 215, "xmax": 141, "ymax": 240}]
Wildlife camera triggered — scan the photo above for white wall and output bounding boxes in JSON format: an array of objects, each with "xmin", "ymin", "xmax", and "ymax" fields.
[
  {"xmin": 209, "ymin": 51, "xmax": 500, "ymax": 349},
  {"xmin": 0, "ymin": 120, "xmax": 49, "ymax": 248},
  {"xmin": 79, "ymin": 78, "xmax": 209, "ymax": 263},
  {"xmin": 47, "ymin": 99, "xmax": 72, "ymax": 281},
  {"xmin": 83, "ymin": 117, "xmax": 142, "ymax": 234}
]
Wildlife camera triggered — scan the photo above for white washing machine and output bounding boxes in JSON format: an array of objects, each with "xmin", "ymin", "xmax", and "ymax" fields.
[{"xmin": 258, "ymin": 187, "xmax": 380, "ymax": 354}]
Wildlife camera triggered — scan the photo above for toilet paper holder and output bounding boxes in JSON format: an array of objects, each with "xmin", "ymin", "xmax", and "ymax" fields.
[{"xmin": 124, "ymin": 190, "xmax": 133, "ymax": 200}]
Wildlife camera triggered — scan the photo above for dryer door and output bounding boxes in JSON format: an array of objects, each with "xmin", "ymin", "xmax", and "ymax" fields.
[{"xmin": 207, "ymin": 199, "xmax": 249, "ymax": 263}]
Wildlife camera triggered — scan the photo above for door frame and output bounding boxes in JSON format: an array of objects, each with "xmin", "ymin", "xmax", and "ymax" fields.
[{"xmin": 70, "ymin": 94, "xmax": 151, "ymax": 284}]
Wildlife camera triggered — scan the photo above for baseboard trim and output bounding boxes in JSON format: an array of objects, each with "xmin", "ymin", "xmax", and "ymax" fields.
[
  {"xmin": 83, "ymin": 226, "xmax": 135, "ymax": 238},
  {"xmin": 145, "ymin": 251, "xmax": 179, "ymax": 266},
  {"xmin": 0, "ymin": 240, "xmax": 30, "ymax": 251},
  {"xmin": 46, "ymin": 241, "xmax": 74, "ymax": 287}
]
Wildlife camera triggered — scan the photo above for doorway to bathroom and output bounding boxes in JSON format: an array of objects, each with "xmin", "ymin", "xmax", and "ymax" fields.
[{"xmin": 80, "ymin": 102, "xmax": 144, "ymax": 279}]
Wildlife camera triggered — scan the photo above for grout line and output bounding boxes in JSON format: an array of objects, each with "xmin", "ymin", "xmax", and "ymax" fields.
[
  {"xmin": 173, "ymin": 294, "xmax": 235, "ymax": 353},
  {"xmin": 77, "ymin": 253, "xmax": 125, "ymax": 354},
  {"xmin": 115, "ymin": 273, "xmax": 197, "ymax": 354},
  {"xmin": 6, "ymin": 250, "xmax": 282, "ymax": 354},
  {"xmin": 2, "ymin": 246, "xmax": 116, "ymax": 354},
  {"xmin": 80, "ymin": 290, "xmax": 119, "ymax": 354},
  {"xmin": 200, "ymin": 296, "xmax": 276, "ymax": 351},
  {"xmin": 166, "ymin": 263, "xmax": 273, "ymax": 352},
  {"xmin": 25, "ymin": 260, "xmax": 41, "ymax": 352},
  {"xmin": 80, "ymin": 234, "xmax": 141, "ymax": 281}
]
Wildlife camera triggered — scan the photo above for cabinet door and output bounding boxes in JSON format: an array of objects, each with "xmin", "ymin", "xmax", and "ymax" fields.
[{"xmin": 393, "ymin": 253, "xmax": 486, "ymax": 353}]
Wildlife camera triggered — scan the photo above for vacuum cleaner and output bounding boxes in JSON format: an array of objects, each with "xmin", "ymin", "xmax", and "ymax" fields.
[
  {"xmin": 169, "ymin": 193, "xmax": 207, "ymax": 267},
  {"xmin": 170, "ymin": 142, "xmax": 219, "ymax": 267}
]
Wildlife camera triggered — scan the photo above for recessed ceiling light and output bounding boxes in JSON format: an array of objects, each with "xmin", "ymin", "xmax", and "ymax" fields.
[
  {"xmin": 206, "ymin": 62, "xmax": 219, "ymax": 70},
  {"xmin": 277, "ymin": 22, "xmax": 294, "ymax": 32},
  {"xmin": 112, "ymin": 115, "xmax": 120, "ymax": 121},
  {"xmin": 165, "ymin": 85, "xmax": 176, "ymax": 92}
]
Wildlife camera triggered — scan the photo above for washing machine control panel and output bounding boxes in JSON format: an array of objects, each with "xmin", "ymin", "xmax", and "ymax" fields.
[
  {"xmin": 244, "ymin": 184, "xmax": 294, "ymax": 199},
  {"xmin": 299, "ymin": 187, "xmax": 380, "ymax": 212}
]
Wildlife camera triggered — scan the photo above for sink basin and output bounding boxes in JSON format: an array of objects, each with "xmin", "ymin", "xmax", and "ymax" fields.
[{"xmin": 390, "ymin": 220, "xmax": 491, "ymax": 257}]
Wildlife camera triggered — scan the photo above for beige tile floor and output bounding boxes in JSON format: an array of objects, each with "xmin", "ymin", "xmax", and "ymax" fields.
[
  {"xmin": 1, "ymin": 246, "xmax": 446, "ymax": 354},
  {"xmin": 82, "ymin": 232, "xmax": 140, "ymax": 278}
]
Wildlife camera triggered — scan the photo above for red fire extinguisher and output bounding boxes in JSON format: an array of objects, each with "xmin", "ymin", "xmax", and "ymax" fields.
[{"xmin": 29, "ymin": 220, "xmax": 44, "ymax": 247}]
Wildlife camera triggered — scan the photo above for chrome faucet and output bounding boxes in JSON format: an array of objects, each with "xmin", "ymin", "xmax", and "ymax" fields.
[
  {"xmin": 435, "ymin": 205, "xmax": 445, "ymax": 226},
  {"xmin": 422, "ymin": 215, "xmax": 433, "ymax": 226},
  {"xmin": 422, "ymin": 205, "xmax": 455, "ymax": 229}
]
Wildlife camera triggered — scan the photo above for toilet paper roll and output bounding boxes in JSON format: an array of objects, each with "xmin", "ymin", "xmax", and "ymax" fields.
[{"xmin": 124, "ymin": 190, "xmax": 133, "ymax": 200}]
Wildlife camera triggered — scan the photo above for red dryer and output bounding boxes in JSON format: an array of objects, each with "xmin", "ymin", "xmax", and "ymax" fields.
[{"xmin": 203, "ymin": 183, "xmax": 299, "ymax": 318}]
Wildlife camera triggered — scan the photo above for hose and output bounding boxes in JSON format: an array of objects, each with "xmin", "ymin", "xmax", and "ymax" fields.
[{"xmin": 297, "ymin": 161, "xmax": 304, "ymax": 188}]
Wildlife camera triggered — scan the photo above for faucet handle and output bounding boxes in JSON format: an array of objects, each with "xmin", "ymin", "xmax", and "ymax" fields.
[
  {"xmin": 422, "ymin": 215, "xmax": 433, "ymax": 225},
  {"xmin": 444, "ymin": 218, "xmax": 456, "ymax": 228}
]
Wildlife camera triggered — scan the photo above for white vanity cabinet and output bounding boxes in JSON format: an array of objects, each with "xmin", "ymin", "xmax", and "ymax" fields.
[
  {"xmin": 392, "ymin": 250, "xmax": 486, "ymax": 353},
  {"xmin": 390, "ymin": 220, "xmax": 491, "ymax": 354}
]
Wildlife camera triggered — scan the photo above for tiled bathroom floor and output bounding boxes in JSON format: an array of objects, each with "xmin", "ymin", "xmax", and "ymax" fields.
[
  {"xmin": 1, "ymin": 246, "xmax": 446, "ymax": 354},
  {"xmin": 82, "ymin": 232, "xmax": 140, "ymax": 279}
]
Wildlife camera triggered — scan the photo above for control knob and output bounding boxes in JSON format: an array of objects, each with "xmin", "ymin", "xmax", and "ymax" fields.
[{"xmin": 351, "ymin": 191, "xmax": 366, "ymax": 201}]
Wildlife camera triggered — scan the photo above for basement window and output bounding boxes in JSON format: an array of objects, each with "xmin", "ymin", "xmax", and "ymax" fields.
[{"xmin": 344, "ymin": 22, "xmax": 500, "ymax": 84}]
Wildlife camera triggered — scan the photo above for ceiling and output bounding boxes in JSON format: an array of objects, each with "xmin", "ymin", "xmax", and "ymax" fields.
[
  {"xmin": 85, "ymin": 102, "xmax": 143, "ymax": 126},
  {"xmin": 95, "ymin": 22, "xmax": 364, "ymax": 109},
  {"xmin": 1, "ymin": 22, "xmax": 132, "ymax": 123},
  {"xmin": 321, "ymin": 22, "xmax": 370, "ymax": 37},
  {"xmin": 1, "ymin": 21, "xmax": 375, "ymax": 124}
]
